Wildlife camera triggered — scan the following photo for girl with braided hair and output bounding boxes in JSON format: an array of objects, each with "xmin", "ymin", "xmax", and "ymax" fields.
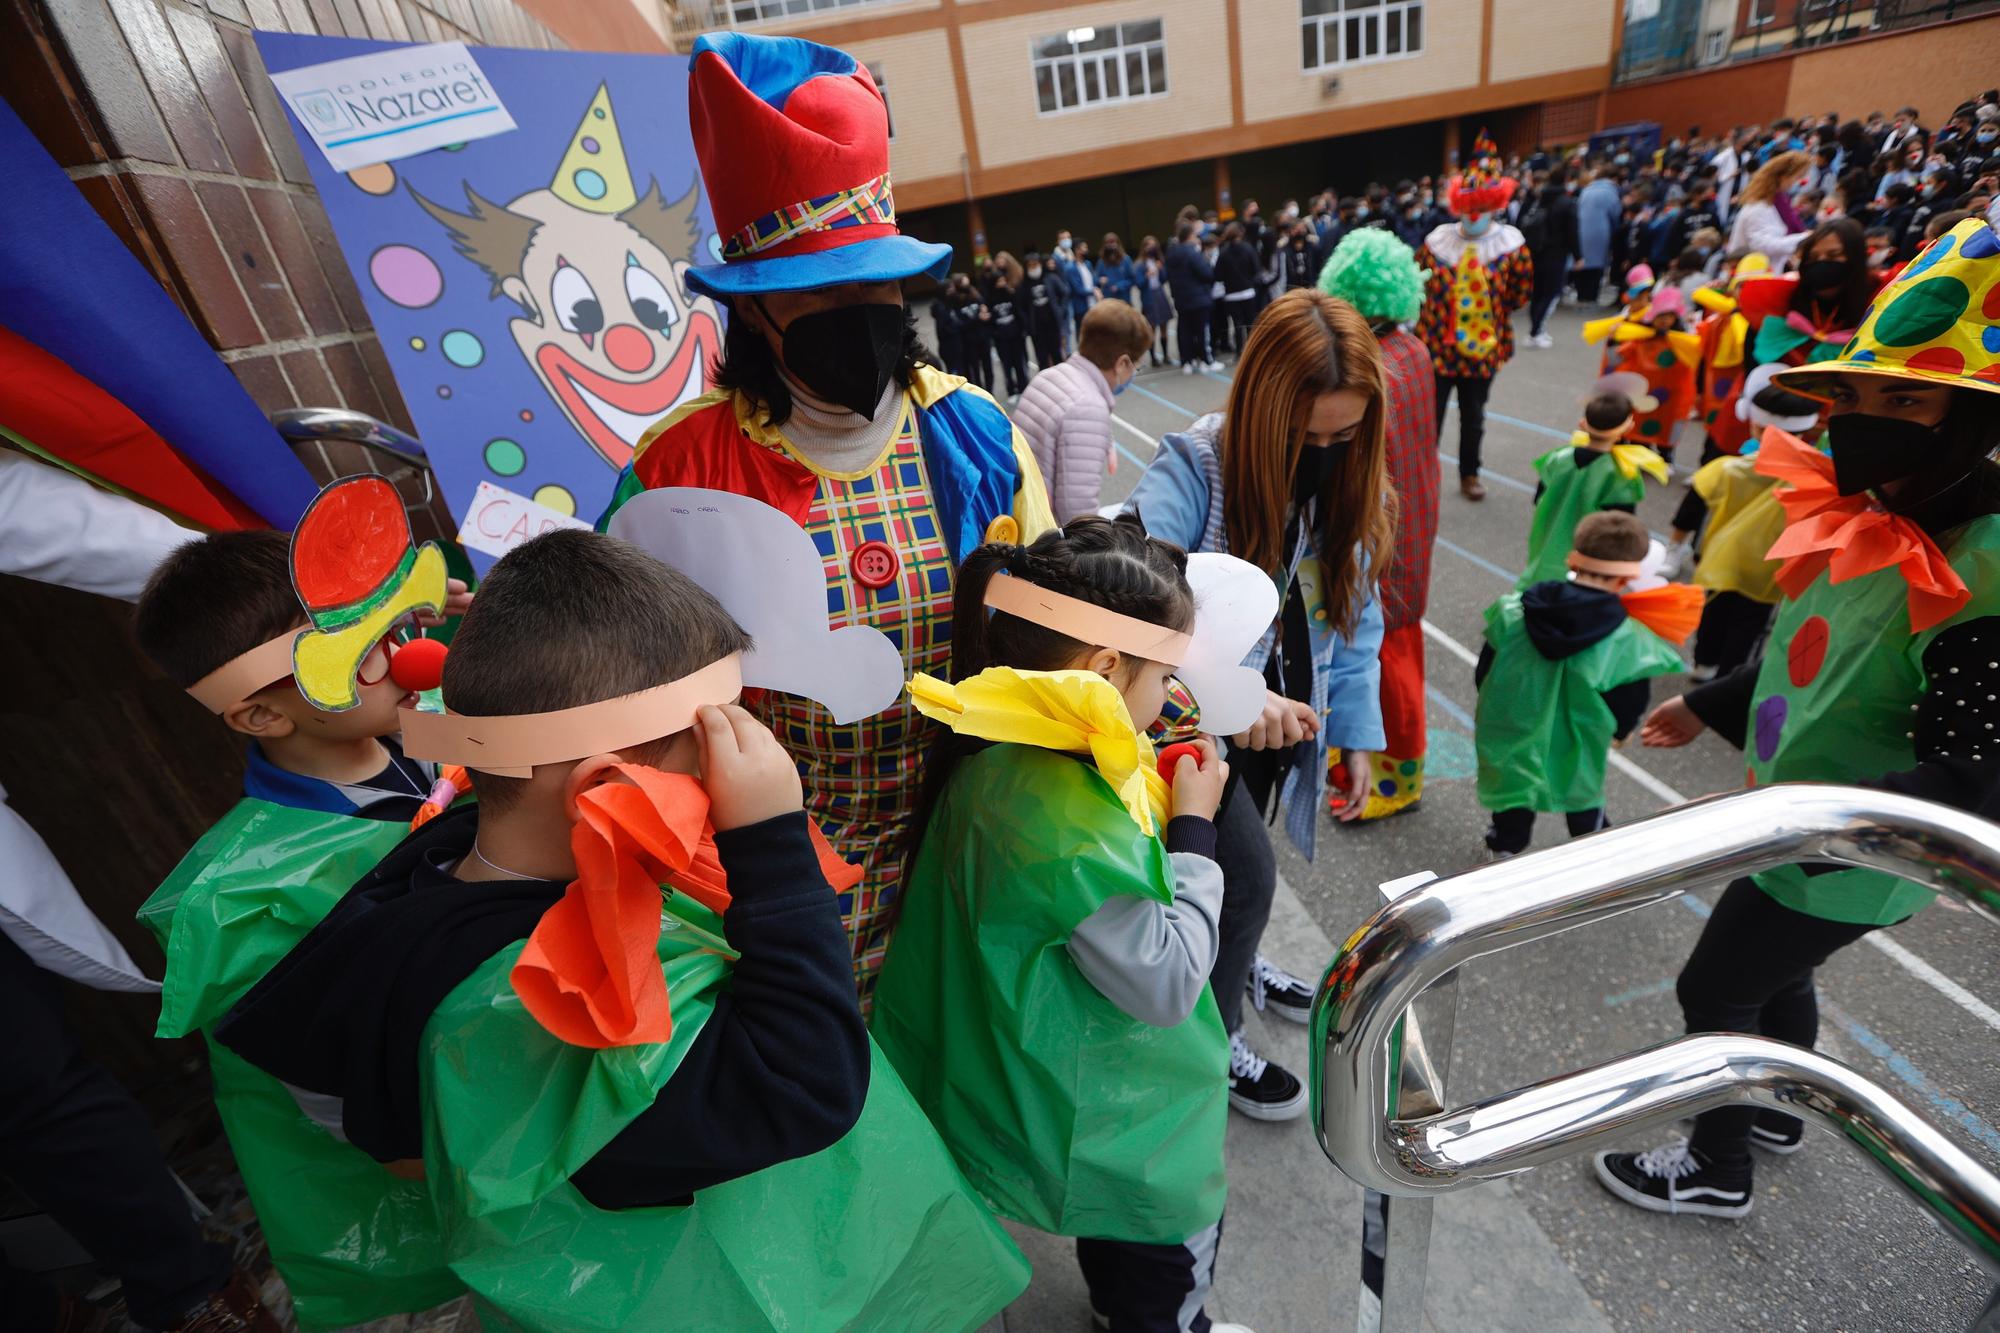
[{"xmin": 873, "ymin": 516, "xmax": 1254, "ymax": 1333}]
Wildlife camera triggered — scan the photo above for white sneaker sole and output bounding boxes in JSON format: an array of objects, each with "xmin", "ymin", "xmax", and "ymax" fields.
[
  {"xmin": 1229, "ymin": 1083, "xmax": 1308, "ymax": 1121},
  {"xmin": 1750, "ymin": 1130, "xmax": 1805, "ymax": 1156},
  {"xmin": 1254, "ymin": 997, "xmax": 1313, "ymax": 1025},
  {"xmin": 1590, "ymin": 1153, "xmax": 1752, "ymax": 1218}
]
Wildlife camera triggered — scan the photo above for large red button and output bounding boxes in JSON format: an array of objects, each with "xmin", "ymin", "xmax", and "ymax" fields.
[
  {"xmin": 1788, "ymin": 615, "xmax": 1830, "ymax": 688},
  {"xmin": 851, "ymin": 540, "xmax": 900, "ymax": 589}
]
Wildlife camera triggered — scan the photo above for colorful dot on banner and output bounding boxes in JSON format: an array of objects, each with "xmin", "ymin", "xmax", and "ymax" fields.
[
  {"xmin": 1964, "ymin": 227, "xmax": 2000, "ymax": 260},
  {"xmin": 1850, "ymin": 347, "xmax": 1878, "ymax": 363},
  {"xmin": 348, "ymin": 162, "xmax": 396, "ymax": 195},
  {"xmin": 1377, "ymin": 779, "xmax": 1397, "ymax": 796},
  {"xmin": 1754, "ymin": 695, "xmax": 1787, "ymax": 763},
  {"xmin": 573, "ymin": 169, "xmax": 608, "ymax": 201},
  {"xmin": 408, "ymin": 336, "xmax": 426, "ymax": 351},
  {"xmin": 1983, "ymin": 282, "xmax": 2000, "ymax": 321},
  {"xmin": 1873, "ymin": 276, "xmax": 1969, "ymax": 347},
  {"xmin": 436, "ymin": 385, "xmax": 451, "ymax": 398},
  {"xmin": 1788, "ymin": 615, "xmax": 1830, "ymax": 688},
  {"xmin": 368, "ymin": 244, "xmax": 443, "ymax": 308},
  {"xmin": 533, "ymin": 484, "xmax": 576, "ymax": 516},
  {"xmin": 519, "ymin": 408, "xmax": 534, "ymax": 422},
  {"xmin": 1640, "ymin": 419, "xmax": 1662, "ymax": 436},
  {"xmin": 1656, "ymin": 350, "xmax": 1675, "ymax": 368},
  {"xmin": 484, "ymin": 438, "xmax": 526, "ymax": 476},
  {"xmin": 1984, "ymin": 326, "xmax": 2000, "ymax": 354},
  {"xmin": 592, "ymin": 106, "xmax": 606, "ymax": 119},
  {"xmin": 1905, "ymin": 346, "xmax": 1966, "ymax": 376},
  {"xmin": 1904, "ymin": 233, "xmax": 1957, "ymax": 278},
  {"xmin": 1398, "ymin": 760, "xmax": 1417, "ymax": 776},
  {"xmin": 581, "ymin": 136, "xmax": 600, "ymax": 153},
  {"xmin": 440, "ymin": 330, "xmax": 484, "ymax": 368}
]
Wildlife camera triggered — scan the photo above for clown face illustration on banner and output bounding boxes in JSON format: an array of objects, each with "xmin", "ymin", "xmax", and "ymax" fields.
[{"xmin": 255, "ymin": 34, "xmax": 724, "ymax": 542}]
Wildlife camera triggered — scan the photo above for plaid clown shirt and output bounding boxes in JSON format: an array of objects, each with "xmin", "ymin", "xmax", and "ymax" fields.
[{"xmin": 1376, "ymin": 328, "xmax": 1440, "ymax": 631}]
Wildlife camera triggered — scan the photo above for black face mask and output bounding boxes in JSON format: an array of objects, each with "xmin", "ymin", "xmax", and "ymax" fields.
[
  {"xmin": 1293, "ymin": 441, "xmax": 1349, "ymax": 507},
  {"xmin": 762, "ymin": 300, "xmax": 904, "ymax": 419},
  {"xmin": 1827, "ymin": 412, "xmax": 1943, "ymax": 496},
  {"xmin": 1801, "ymin": 259, "xmax": 1850, "ymax": 292}
]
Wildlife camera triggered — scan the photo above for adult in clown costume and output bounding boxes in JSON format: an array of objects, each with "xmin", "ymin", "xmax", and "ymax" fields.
[
  {"xmin": 601, "ymin": 33, "xmax": 1055, "ymax": 1004},
  {"xmin": 1595, "ymin": 218, "xmax": 2000, "ymax": 1219},
  {"xmin": 1318, "ymin": 229, "xmax": 1439, "ymax": 820},
  {"xmin": 1415, "ymin": 132, "xmax": 1534, "ymax": 502}
]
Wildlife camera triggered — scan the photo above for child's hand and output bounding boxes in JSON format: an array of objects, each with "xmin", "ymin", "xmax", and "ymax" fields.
[
  {"xmin": 1640, "ymin": 695, "xmax": 1706, "ymax": 748},
  {"xmin": 414, "ymin": 578, "xmax": 474, "ymax": 627},
  {"xmin": 1169, "ymin": 737, "xmax": 1229, "ymax": 823},
  {"xmin": 695, "ymin": 704, "xmax": 804, "ymax": 831}
]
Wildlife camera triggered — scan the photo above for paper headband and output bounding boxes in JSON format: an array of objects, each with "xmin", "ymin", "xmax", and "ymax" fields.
[
  {"xmin": 984, "ymin": 573, "xmax": 1193, "ymax": 667},
  {"xmin": 1569, "ymin": 552, "xmax": 1645, "ymax": 579},
  {"xmin": 399, "ymin": 653, "xmax": 744, "ymax": 779},
  {"xmin": 186, "ymin": 633, "xmax": 300, "ymax": 713}
]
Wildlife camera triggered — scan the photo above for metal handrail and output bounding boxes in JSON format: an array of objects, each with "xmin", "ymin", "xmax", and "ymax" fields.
[
  {"xmin": 1311, "ymin": 783, "xmax": 2000, "ymax": 1319},
  {"xmin": 272, "ymin": 408, "xmax": 428, "ymax": 467}
]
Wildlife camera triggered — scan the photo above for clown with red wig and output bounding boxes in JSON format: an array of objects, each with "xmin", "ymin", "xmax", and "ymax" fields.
[{"xmin": 1415, "ymin": 132, "xmax": 1535, "ymax": 501}]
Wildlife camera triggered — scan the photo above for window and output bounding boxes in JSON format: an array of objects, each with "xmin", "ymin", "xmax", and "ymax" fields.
[
  {"xmin": 1748, "ymin": 0, "xmax": 1777, "ymax": 25},
  {"xmin": 713, "ymin": 0, "xmax": 903, "ymax": 25},
  {"xmin": 1702, "ymin": 27, "xmax": 1728, "ymax": 60},
  {"xmin": 1301, "ymin": 0, "xmax": 1423, "ymax": 73},
  {"xmin": 867, "ymin": 61, "xmax": 894, "ymax": 141},
  {"xmin": 1032, "ymin": 20, "xmax": 1168, "ymax": 115}
]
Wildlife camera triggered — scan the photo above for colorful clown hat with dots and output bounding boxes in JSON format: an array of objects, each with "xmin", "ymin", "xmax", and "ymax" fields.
[
  {"xmin": 1446, "ymin": 129, "xmax": 1516, "ymax": 216},
  {"xmin": 1775, "ymin": 218, "xmax": 2000, "ymax": 402}
]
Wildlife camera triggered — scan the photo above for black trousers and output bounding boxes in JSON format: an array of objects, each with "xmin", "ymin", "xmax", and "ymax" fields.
[
  {"xmin": 995, "ymin": 337, "xmax": 1030, "ymax": 395},
  {"xmin": 1075, "ymin": 1217, "xmax": 1221, "ymax": 1332},
  {"xmin": 1209, "ymin": 779, "xmax": 1277, "ymax": 1036},
  {"xmin": 1572, "ymin": 266, "xmax": 1606, "ymax": 304},
  {"xmin": 1681, "ymin": 879, "xmax": 1880, "ymax": 1173},
  {"xmin": 1175, "ymin": 308, "xmax": 1211, "ymax": 367},
  {"xmin": 1435, "ymin": 373, "xmax": 1493, "ymax": 479},
  {"xmin": 1221, "ymin": 300, "xmax": 1257, "ymax": 353},
  {"xmin": 1485, "ymin": 806, "xmax": 1605, "ymax": 854},
  {"xmin": 1030, "ymin": 324, "xmax": 1061, "ymax": 373},
  {"xmin": 1693, "ymin": 592, "xmax": 1775, "ymax": 674},
  {"xmin": 0, "ymin": 933, "xmax": 229, "ymax": 1329},
  {"xmin": 961, "ymin": 337, "xmax": 994, "ymax": 392},
  {"xmin": 1528, "ymin": 252, "xmax": 1567, "ymax": 336}
]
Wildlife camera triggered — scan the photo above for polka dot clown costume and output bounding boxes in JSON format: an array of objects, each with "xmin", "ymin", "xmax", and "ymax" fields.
[
  {"xmin": 1598, "ymin": 218, "xmax": 2000, "ymax": 1215},
  {"xmin": 1414, "ymin": 131, "xmax": 1533, "ymax": 498},
  {"xmin": 1583, "ymin": 285, "xmax": 1703, "ymax": 452},
  {"xmin": 600, "ymin": 33, "xmax": 1055, "ymax": 1007}
]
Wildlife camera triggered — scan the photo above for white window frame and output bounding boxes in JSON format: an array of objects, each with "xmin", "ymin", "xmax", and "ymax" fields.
[
  {"xmin": 1702, "ymin": 28, "xmax": 1728, "ymax": 61},
  {"xmin": 867, "ymin": 61, "xmax": 894, "ymax": 142},
  {"xmin": 1747, "ymin": 0, "xmax": 1777, "ymax": 26},
  {"xmin": 1031, "ymin": 20, "xmax": 1169, "ymax": 118},
  {"xmin": 711, "ymin": 0, "xmax": 904, "ymax": 26},
  {"xmin": 1300, "ymin": 0, "xmax": 1425, "ymax": 74}
]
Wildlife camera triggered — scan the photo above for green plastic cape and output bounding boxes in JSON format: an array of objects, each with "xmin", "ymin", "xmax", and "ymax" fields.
[
  {"xmin": 1475, "ymin": 595, "xmax": 1685, "ymax": 812},
  {"xmin": 422, "ymin": 891, "xmax": 1028, "ymax": 1332},
  {"xmin": 871, "ymin": 745, "xmax": 1229, "ymax": 1244},
  {"xmin": 1749, "ymin": 515, "xmax": 2000, "ymax": 924},
  {"xmin": 138, "ymin": 800, "xmax": 464, "ymax": 1330},
  {"xmin": 1521, "ymin": 448, "xmax": 1648, "ymax": 588}
]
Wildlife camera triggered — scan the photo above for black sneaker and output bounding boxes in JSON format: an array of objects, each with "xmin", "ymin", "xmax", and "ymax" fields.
[
  {"xmin": 1593, "ymin": 1140, "xmax": 1752, "ymax": 1218},
  {"xmin": 1247, "ymin": 954, "xmax": 1314, "ymax": 1024},
  {"xmin": 1750, "ymin": 1115, "xmax": 1806, "ymax": 1155},
  {"xmin": 1228, "ymin": 1031, "xmax": 1306, "ymax": 1121}
]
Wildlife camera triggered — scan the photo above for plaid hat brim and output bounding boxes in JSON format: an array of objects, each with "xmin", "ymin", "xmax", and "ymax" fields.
[{"xmin": 686, "ymin": 234, "xmax": 953, "ymax": 297}]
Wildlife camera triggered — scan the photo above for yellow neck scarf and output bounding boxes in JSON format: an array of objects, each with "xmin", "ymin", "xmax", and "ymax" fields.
[
  {"xmin": 908, "ymin": 667, "xmax": 1169, "ymax": 835},
  {"xmin": 1571, "ymin": 431, "xmax": 1671, "ymax": 484}
]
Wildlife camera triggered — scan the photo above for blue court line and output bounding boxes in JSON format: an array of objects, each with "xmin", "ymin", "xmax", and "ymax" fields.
[
  {"xmin": 1426, "ymin": 684, "xmax": 1476, "ymax": 730},
  {"xmin": 1122, "ymin": 376, "xmax": 1205, "ymax": 416},
  {"xmin": 1439, "ymin": 450, "xmax": 1537, "ymax": 495},
  {"xmin": 1113, "ymin": 439, "xmax": 1149, "ymax": 470},
  {"xmin": 1603, "ymin": 979, "xmax": 1677, "ymax": 1008},
  {"xmin": 1436, "ymin": 535, "xmax": 1521, "ymax": 584},
  {"xmin": 1487, "ymin": 410, "xmax": 1574, "ymax": 442}
]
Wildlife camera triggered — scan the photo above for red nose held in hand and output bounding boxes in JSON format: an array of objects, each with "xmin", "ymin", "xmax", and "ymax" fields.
[{"xmin": 1156, "ymin": 742, "xmax": 1202, "ymax": 784}]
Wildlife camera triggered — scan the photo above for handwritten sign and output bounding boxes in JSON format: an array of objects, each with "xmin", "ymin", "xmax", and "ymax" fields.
[
  {"xmin": 456, "ymin": 480, "xmax": 590, "ymax": 560},
  {"xmin": 269, "ymin": 42, "xmax": 515, "ymax": 171}
]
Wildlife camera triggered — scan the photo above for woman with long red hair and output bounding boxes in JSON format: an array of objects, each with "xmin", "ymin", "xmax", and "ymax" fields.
[{"xmin": 1125, "ymin": 287, "xmax": 1394, "ymax": 1121}]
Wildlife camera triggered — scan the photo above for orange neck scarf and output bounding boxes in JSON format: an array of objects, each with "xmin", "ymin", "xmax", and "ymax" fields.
[
  {"xmin": 1754, "ymin": 428, "xmax": 1970, "ymax": 632},
  {"xmin": 511, "ymin": 763, "xmax": 861, "ymax": 1049}
]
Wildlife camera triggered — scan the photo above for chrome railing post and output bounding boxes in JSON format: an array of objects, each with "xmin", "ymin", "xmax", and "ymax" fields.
[{"xmin": 1312, "ymin": 785, "xmax": 2000, "ymax": 1328}]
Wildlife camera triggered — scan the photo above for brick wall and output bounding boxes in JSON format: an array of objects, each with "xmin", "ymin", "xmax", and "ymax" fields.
[{"xmin": 4, "ymin": 0, "xmax": 572, "ymax": 444}]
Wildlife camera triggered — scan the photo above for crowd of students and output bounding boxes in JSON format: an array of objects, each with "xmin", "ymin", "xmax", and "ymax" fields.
[{"xmin": 8, "ymin": 31, "xmax": 2000, "ymax": 1333}]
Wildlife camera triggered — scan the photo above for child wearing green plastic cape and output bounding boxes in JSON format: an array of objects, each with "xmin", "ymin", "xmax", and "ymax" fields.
[
  {"xmin": 133, "ymin": 528, "xmax": 473, "ymax": 1329},
  {"xmin": 1598, "ymin": 217, "xmax": 2000, "ymax": 1220},
  {"xmin": 1519, "ymin": 389, "xmax": 1668, "ymax": 588},
  {"xmin": 873, "ymin": 517, "xmax": 1252, "ymax": 1333},
  {"xmin": 213, "ymin": 529, "xmax": 1027, "ymax": 1333},
  {"xmin": 1476, "ymin": 512, "xmax": 1691, "ymax": 856}
]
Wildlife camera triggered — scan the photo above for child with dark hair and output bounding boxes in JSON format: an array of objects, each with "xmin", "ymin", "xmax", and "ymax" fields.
[
  {"xmin": 135, "ymin": 529, "xmax": 439, "ymax": 819},
  {"xmin": 1519, "ymin": 388, "xmax": 1666, "ymax": 587},
  {"xmin": 1476, "ymin": 511, "xmax": 1688, "ymax": 857},
  {"xmin": 874, "ymin": 516, "xmax": 1248, "ymax": 1333},
  {"xmin": 215, "ymin": 528, "xmax": 1029, "ymax": 1329}
]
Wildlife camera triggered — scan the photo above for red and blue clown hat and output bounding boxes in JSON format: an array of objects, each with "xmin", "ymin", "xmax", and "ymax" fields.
[{"xmin": 685, "ymin": 32, "xmax": 951, "ymax": 297}]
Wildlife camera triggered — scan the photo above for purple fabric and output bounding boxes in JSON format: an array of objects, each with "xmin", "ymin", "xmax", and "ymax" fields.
[{"xmin": 1774, "ymin": 191, "xmax": 1806, "ymax": 234}]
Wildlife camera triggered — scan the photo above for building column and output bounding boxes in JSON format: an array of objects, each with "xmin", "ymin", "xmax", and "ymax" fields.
[{"xmin": 1214, "ymin": 156, "xmax": 1235, "ymax": 221}]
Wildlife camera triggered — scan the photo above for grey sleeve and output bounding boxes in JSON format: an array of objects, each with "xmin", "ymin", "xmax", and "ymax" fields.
[{"xmin": 1064, "ymin": 852, "xmax": 1224, "ymax": 1028}]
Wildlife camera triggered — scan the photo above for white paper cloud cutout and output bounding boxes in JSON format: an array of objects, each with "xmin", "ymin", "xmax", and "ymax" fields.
[
  {"xmin": 1176, "ymin": 552, "xmax": 1281, "ymax": 738},
  {"xmin": 610, "ymin": 487, "xmax": 904, "ymax": 724}
]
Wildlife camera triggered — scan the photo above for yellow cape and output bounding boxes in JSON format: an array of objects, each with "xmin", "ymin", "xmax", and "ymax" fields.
[{"xmin": 1567, "ymin": 431, "xmax": 1670, "ymax": 484}]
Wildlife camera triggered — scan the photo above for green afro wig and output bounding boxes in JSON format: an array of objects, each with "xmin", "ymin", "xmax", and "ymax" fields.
[{"xmin": 1317, "ymin": 228, "xmax": 1428, "ymax": 326}]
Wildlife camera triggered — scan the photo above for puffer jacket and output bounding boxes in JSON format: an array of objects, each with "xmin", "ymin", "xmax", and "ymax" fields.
[{"xmin": 1011, "ymin": 353, "xmax": 1115, "ymax": 524}]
